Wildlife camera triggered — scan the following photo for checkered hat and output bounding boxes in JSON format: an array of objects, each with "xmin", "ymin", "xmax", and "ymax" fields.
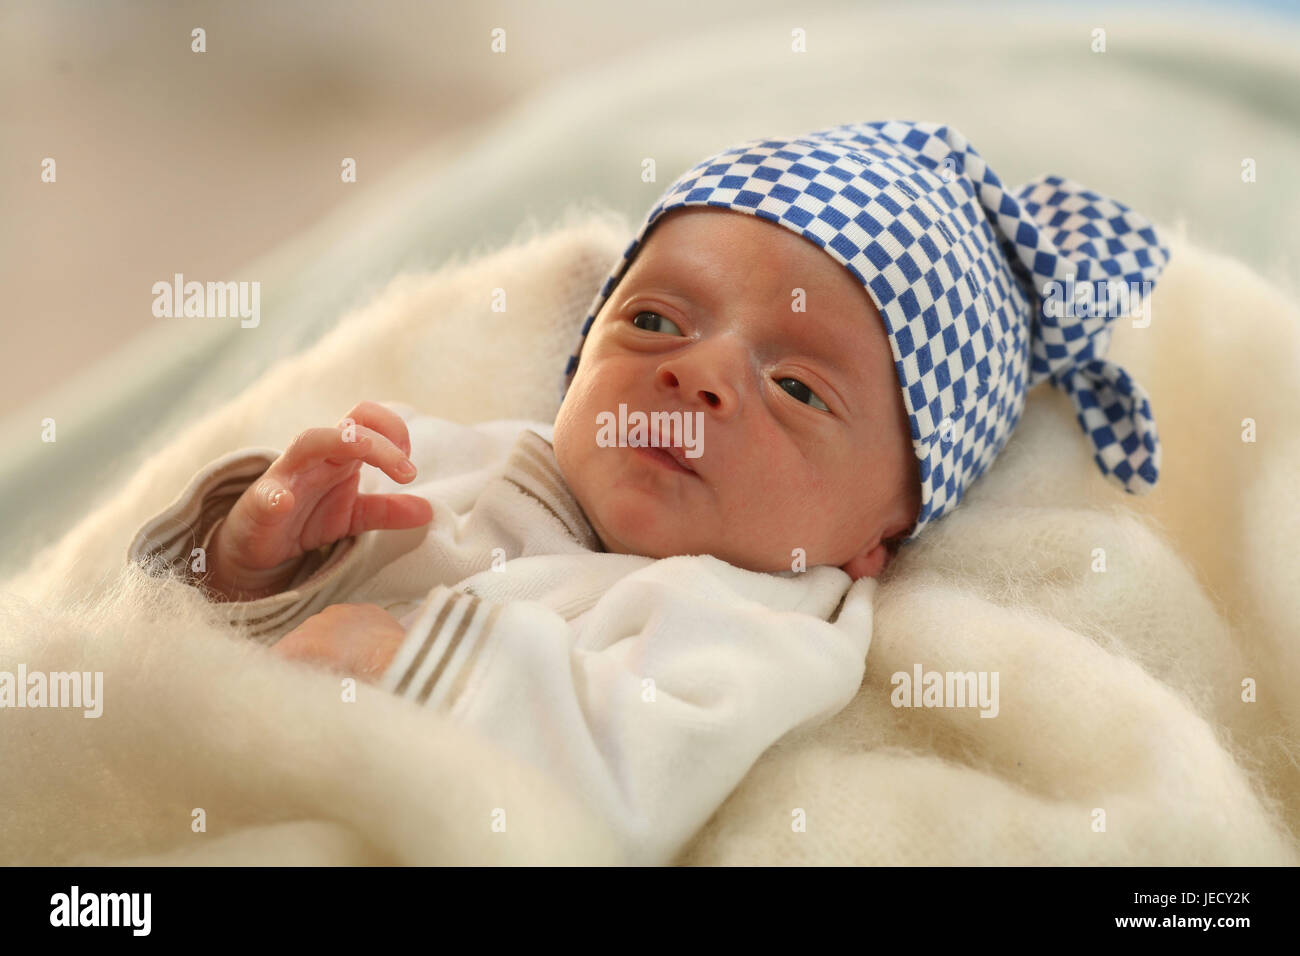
[{"xmin": 561, "ymin": 120, "xmax": 1170, "ymax": 541}]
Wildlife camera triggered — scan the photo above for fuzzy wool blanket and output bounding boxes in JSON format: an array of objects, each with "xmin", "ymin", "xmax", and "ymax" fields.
[{"xmin": 2, "ymin": 210, "xmax": 1298, "ymax": 865}]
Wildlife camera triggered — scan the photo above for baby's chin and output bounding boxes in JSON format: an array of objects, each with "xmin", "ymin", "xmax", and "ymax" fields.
[
  {"xmin": 589, "ymin": 495, "xmax": 787, "ymax": 571},
  {"xmin": 589, "ymin": 493, "xmax": 698, "ymax": 559}
]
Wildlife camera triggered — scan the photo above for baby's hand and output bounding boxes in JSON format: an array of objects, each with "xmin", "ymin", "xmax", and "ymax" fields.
[
  {"xmin": 271, "ymin": 602, "xmax": 406, "ymax": 682},
  {"xmin": 206, "ymin": 400, "xmax": 434, "ymax": 601}
]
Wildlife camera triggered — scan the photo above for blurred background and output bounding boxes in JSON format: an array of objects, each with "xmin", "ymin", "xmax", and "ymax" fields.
[{"xmin": 2, "ymin": 0, "xmax": 1298, "ymax": 578}]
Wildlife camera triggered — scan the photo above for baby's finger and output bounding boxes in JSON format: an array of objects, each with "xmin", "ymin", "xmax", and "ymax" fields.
[
  {"xmin": 348, "ymin": 493, "xmax": 434, "ymax": 536},
  {"xmin": 341, "ymin": 400, "xmax": 412, "ymax": 458},
  {"xmin": 281, "ymin": 426, "xmax": 413, "ymax": 483},
  {"xmin": 282, "ymin": 426, "xmax": 376, "ymax": 472},
  {"xmin": 344, "ymin": 424, "xmax": 417, "ymax": 483}
]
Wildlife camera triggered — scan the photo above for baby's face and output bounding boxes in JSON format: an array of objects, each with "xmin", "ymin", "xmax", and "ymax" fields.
[{"xmin": 553, "ymin": 207, "xmax": 920, "ymax": 580}]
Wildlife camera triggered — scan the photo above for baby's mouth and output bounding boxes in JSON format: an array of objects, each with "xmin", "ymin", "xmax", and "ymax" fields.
[
  {"xmin": 660, "ymin": 444, "xmax": 698, "ymax": 474},
  {"xmin": 650, "ymin": 416, "xmax": 702, "ymax": 475},
  {"xmin": 610, "ymin": 407, "xmax": 707, "ymax": 478},
  {"xmin": 633, "ymin": 444, "xmax": 698, "ymax": 476}
]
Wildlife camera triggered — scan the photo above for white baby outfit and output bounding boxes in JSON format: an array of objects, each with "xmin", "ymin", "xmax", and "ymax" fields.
[{"xmin": 127, "ymin": 400, "xmax": 877, "ymax": 865}]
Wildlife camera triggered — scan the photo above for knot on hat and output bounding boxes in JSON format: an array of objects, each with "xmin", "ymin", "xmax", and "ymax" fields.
[
  {"xmin": 886, "ymin": 120, "xmax": 1170, "ymax": 494},
  {"xmin": 991, "ymin": 171, "xmax": 1169, "ymax": 493}
]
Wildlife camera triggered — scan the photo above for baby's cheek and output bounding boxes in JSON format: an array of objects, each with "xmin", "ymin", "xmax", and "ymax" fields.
[{"xmin": 709, "ymin": 483, "xmax": 795, "ymax": 565}]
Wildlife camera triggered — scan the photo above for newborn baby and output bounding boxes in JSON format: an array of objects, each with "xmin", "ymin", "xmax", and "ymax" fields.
[
  {"xmin": 128, "ymin": 120, "xmax": 1168, "ymax": 864},
  {"xmin": 202, "ymin": 204, "xmax": 922, "ymax": 682}
]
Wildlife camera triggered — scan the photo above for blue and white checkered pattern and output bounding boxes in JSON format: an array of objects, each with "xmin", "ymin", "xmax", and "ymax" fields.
[{"xmin": 562, "ymin": 120, "xmax": 1170, "ymax": 541}]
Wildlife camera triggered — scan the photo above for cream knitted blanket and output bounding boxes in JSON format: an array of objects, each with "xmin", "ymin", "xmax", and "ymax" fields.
[{"xmin": 2, "ymin": 210, "xmax": 1297, "ymax": 865}]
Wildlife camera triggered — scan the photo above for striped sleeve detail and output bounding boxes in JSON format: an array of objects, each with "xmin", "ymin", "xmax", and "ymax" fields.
[
  {"xmin": 385, "ymin": 586, "xmax": 504, "ymax": 713},
  {"xmin": 228, "ymin": 536, "xmax": 358, "ymax": 641},
  {"xmin": 125, "ymin": 448, "xmax": 355, "ymax": 639},
  {"xmin": 503, "ymin": 430, "xmax": 604, "ymax": 552},
  {"xmin": 127, "ymin": 453, "xmax": 284, "ymax": 591}
]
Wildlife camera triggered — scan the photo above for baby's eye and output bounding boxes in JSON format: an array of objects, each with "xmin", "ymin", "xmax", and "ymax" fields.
[
  {"xmin": 631, "ymin": 311, "xmax": 684, "ymax": 336},
  {"xmin": 777, "ymin": 377, "xmax": 831, "ymax": 412}
]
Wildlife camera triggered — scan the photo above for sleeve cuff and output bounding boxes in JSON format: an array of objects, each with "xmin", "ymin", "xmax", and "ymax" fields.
[
  {"xmin": 214, "ymin": 535, "xmax": 361, "ymax": 643},
  {"xmin": 126, "ymin": 447, "xmax": 284, "ymax": 580},
  {"xmin": 126, "ymin": 446, "xmax": 361, "ymax": 641}
]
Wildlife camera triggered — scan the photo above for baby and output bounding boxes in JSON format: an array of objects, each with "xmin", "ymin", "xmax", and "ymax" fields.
[{"xmin": 129, "ymin": 120, "xmax": 1169, "ymax": 864}]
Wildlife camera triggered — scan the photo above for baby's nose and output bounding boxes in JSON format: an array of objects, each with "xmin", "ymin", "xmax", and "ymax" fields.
[
  {"xmin": 659, "ymin": 366, "xmax": 734, "ymax": 413},
  {"xmin": 656, "ymin": 345, "xmax": 745, "ymax": 416}
]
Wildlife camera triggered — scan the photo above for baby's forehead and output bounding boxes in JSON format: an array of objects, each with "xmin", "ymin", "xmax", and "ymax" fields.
[{"xmin": 639, "ymin": 220, "xmax": 868, "ymax": 300}]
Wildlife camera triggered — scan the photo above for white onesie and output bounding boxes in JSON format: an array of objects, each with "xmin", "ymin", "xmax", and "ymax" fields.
[{"xmin": 127, "ymin": 400, "xmax": 877, "ymax": 865}]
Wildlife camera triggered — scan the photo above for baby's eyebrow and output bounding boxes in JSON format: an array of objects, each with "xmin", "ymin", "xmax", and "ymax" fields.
[
  {"xmin": 775, "ymin": 317, "xmax": 855, "ymax": 383},
  {"xmin": 622, "ymin": 274, "xmax": 856, "ymax": 386}
]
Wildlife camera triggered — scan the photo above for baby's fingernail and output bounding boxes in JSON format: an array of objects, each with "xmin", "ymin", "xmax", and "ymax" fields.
[{"xmin": 397, "ymin": 458, "xmax": 416, "ymax": 477}]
